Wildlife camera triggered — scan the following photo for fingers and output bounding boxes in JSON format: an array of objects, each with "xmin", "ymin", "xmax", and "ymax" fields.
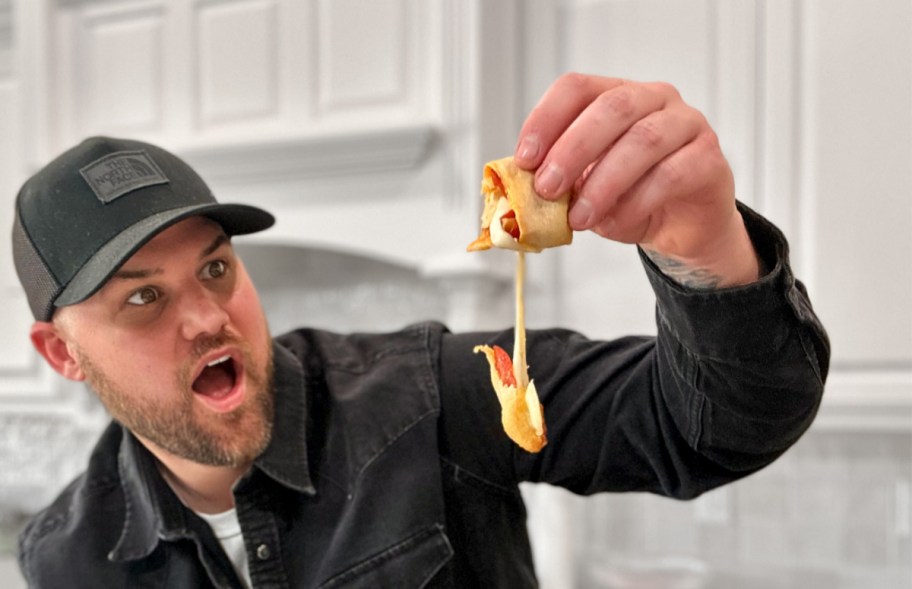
[
  {"xmin": 514, "ymin": 73, "xmax": 627, "ymax": 172},
  {"xmin": 515, "ymin": 73, "xmax": 743, "ymax": 270},
  {"xmin": 591, "ymin": 130, "xmax": 733, "ymax": 247},
  {"xmin": 525, "ymin": 80, "xmax": 681, "ymax": 205},
  {"xmin": 569, "ymin": 105, "xmax": 705, "ymax": 230},
  {"xmin": 514, "ymin": 75, "xmax": 700, "ymax": 208},
  {"xmin": 514, "ymin": 74, "xmax": 722, "ymax": 234}
]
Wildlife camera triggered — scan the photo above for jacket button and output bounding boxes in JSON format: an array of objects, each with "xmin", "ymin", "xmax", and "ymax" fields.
[{"xmin": 256, "ymin": 544, "xmax": 271, "ymax": 560}]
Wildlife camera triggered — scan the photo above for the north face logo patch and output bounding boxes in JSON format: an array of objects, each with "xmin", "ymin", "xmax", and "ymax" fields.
[{"xmin": 79, "ymin": 150, "xmax": 169, "ymax": 203}]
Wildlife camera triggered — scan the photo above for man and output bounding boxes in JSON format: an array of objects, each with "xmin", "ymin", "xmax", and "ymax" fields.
[{"xmin": 14, "ymin": 74, "xmax": 829, "ymax": 588}]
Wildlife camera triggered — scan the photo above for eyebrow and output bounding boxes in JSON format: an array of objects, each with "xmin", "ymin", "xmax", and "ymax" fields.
[
  {"xmin": 202, "ymin": 233, "xmax": 230, "ymax": 257},
  {"xmin": 112, "ymin": 233, "xmax": 231, "ymax": 281}
]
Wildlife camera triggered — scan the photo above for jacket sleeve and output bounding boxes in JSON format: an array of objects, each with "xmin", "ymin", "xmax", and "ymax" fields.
[{"xmin": 436, "ymin": 202, "xmax": 829, "ymax": 499}]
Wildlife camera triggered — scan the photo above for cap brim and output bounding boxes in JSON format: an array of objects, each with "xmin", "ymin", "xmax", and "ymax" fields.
[{"xmin": 54, "ymin": 203, "xmax": 274, "ymax": 308}]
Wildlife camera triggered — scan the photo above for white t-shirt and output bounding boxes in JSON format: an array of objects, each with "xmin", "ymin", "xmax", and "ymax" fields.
[{"xmin": 196, "ymin": 508, "xmax": 252, "ymax": 589}]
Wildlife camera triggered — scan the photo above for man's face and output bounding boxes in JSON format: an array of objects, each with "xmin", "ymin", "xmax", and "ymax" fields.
[{"xmin": 54, "ymin": 216, "xmax": 274, "ymax": 467}]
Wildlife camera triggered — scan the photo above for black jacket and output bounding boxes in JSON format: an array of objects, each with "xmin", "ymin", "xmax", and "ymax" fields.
[{"xmin": 17, "ymin": 205, "xmax": 829, "ymax": 588}]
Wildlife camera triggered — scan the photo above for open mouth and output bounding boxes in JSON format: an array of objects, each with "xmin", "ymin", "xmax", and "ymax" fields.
[{"xmin": 192, "ymin": 353, "xmax": 239, "ymax": 402}]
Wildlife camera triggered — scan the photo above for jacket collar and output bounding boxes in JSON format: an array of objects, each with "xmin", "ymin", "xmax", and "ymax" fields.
[
  {"xmin": 107, "ymin": 428, "xmax": 181, "ymax": 562},
  {"xmin": 108, "ymin": 339, "xmax": 315, "ymax": 562},
  {"xmin": 251, "ymin": 342, "xmax": 316, "ymax": 494}
]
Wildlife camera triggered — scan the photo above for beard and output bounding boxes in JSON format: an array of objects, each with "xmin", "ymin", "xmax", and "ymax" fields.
[{"xmin": 76, "ymin": 332, "xmax": 275, "ymax": 468}]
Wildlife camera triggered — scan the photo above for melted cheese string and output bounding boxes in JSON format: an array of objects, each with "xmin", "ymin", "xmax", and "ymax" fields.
[
  {"xmin": 514, "ymin": 251, "xmax": 545, "ymax": 436},
  {"xmin": 513, "ymin": 251, "xmax": 529, "ymax": 389}
]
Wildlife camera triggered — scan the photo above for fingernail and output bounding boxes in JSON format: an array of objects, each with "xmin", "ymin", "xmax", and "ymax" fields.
[
  {"xmin": 515, "ymin": 136, "xmax": 540, "ymax": 163},
  {"xmin": 569, "ymin": 198, "xmax": 594, "ymax": 229},
  {"xmin": 536, "ymin": 163, "xmax": 564, "ymax": 196}
]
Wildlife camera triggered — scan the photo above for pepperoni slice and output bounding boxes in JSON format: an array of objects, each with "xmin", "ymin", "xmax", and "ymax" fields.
[
  {"xmin": 492, "ymin": 345, "xmax": 517, "ymax": 387},
  {"xmin": 501, "ymin": 210, "xmax": 520, "ymax": 239}
]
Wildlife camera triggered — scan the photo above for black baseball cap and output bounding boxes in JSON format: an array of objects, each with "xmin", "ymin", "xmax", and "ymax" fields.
[{"xmin": 12, "ymin": 136, "xmax": 275, "ymax": 321}]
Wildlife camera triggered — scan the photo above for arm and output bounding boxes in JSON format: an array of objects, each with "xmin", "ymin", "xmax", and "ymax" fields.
[
  {"xmin": 438, "ymin": 207, "xmax": 828, "ymax": 498},
  {"xmin": 437, "ymin": 73, "xmax": 829, "ymax": 498}
]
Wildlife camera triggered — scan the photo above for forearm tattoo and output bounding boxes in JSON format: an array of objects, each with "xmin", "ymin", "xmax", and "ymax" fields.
[{"xmin": 643, "ymin": 248, "xmax": 723, "ymax": 290}]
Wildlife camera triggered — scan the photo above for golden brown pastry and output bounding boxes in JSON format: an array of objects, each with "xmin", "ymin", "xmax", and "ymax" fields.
[
  {"xmin": 466, "ymin": 156, "xmax": 572, "ymax": 253},
  {"xmin": 473, "ymin": 344, "xmax": 547, "ymax": 453}
]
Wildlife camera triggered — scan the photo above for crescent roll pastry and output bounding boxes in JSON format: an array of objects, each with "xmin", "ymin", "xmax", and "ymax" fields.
[
  {"xmin": 466, "ymin": 156, "xmax": 572, "ymax": 253},
  {"xmin": 473, "ymin": 344, "xmax": 547, "ymax": 453}
]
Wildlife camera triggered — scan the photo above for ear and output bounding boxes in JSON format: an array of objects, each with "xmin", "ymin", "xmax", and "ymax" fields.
[{"xmin": 30, "ymin": 322, "xmax": 86, "ymax": 381}]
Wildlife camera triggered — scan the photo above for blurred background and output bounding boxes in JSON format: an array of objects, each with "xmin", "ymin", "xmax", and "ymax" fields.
[{"xmin": 0, "ymin": 0, "xmax": 910, "ymax": 587}]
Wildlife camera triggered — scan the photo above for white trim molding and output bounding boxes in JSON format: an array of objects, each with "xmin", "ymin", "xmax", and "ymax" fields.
[
  {"xmin": 179, "ymin": 123, "xmax": 436, "ymax": 185},
  {"xmin": 815, "ymin": 369, "xmax": 912, "ymax": 433}
]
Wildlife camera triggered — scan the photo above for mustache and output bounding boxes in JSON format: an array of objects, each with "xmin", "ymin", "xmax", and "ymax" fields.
[
  {"xmin": 178, "ymin": 331, "xmax": 249, "ymax": 391},
  {"xmin": 190, "ymin": 331, "xmax": 243, "ymax": 362}
]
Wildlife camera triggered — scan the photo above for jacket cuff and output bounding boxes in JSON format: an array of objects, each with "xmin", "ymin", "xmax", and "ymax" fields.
[{"xmin": 639, "ymin": 201, "xmax": 802, "ymax": 360}]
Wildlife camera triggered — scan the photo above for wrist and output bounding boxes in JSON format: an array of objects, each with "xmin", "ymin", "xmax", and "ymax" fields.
[{"xmin": 643, "ymin": 210, "xmax": 761, "ymax": 290}]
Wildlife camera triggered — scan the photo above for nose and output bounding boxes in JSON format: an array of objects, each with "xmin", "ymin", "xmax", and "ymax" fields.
[{"xmin": 178, "ymin": 288, "xmax": 230, "ymax": 341}]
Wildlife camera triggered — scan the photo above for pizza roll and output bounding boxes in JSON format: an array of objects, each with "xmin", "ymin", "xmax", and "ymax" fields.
[{"xmin": 466, "ymin": 156, "xmax": 572, "ymax": 253}]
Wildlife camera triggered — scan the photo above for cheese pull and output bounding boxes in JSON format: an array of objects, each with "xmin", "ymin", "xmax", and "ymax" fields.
[
  {"xmin": 466, "ymin": 156, "xmax": 572, "ymax": 253},
  {"xmin": 473, "ymin": 344, "xmax": 547, "ymax": 453}
]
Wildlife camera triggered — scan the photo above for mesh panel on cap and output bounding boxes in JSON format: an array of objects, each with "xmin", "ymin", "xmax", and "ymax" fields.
[{"xmin": 12, "ymin": 212, "xmax": 61, "ymax": 321}]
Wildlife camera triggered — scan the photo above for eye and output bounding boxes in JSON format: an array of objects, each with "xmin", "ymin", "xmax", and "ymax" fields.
[
  {"xmin": 202, "ymin": 260, "xmax": 228, "ymax": 280},
  {"xmin": 126, "ymin": 287, "xmax": 159, "ymax": 306}
]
